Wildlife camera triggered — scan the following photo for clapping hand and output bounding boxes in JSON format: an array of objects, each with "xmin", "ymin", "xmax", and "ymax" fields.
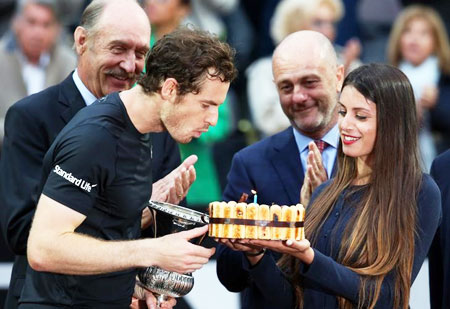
[
  {"xmin": 300, "ymin": 142, "xmax": 328, "ymax": 206},
  {"xmin": 151, "ymin": 155, "xmax": 197, "ymax": 205}
]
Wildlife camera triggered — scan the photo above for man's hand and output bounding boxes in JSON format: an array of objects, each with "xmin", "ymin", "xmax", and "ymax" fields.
[
  {"xmin": 300, "ymin": 142, "xmax": 328, "ymax": 205},
  {"xmin": 151, "ymin": 225, "xmax": 215, "ymax": 274},
  {"xmin": 131, "ymin": 283, "xmax": 176, "ymax": 309},
  {"xmin": 151, "ymin": 155, "xmax": 197, "ymax": 204},
  {"xmin": 419, "ymin": 85, "xmax": 438, "ymax": 109},
  {"xmin": 142, "ymin": 155, "xmax": 197, "ymax": 229},
  {"xmin": 342, "ymin": 38, "xmax": 361, "ymax": 73}
]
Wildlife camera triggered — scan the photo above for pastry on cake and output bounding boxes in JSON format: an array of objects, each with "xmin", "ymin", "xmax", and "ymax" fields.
[{"xmin": 209, "ymin": 201, "xmax": 305, "ymax": 240}]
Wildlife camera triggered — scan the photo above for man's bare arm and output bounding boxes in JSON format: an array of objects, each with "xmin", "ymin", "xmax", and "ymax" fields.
[{"xmin": 27, "ymin": 194, "xmax": 214, "ymax": 275}]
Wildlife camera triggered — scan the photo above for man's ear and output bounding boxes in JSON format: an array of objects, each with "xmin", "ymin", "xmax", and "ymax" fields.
[
  {"xmin": 160, "ymin": 78, "xmax": 179, "ymax": 101},
  {"xmin": 74, "ymin": 26, "xmax": 89, "ymax": 55}
]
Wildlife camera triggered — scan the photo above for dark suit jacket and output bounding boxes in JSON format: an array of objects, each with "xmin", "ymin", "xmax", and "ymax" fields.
[
  {"xmin": 429, "ymin": 149, "xmax": 450, "ymax": 309},
  {"xmin": 216, "ymin": 127, "xmax": 337, "ymax": 309},
  {"xmin": 0, "ymin": 74, "xmax": 181, "ymax": 308}
]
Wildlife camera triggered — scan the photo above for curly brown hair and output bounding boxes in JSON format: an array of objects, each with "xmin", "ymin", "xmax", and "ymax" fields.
[{"xmin": 138, "ymin": 27, "xmax": 237, "ymax": 96}]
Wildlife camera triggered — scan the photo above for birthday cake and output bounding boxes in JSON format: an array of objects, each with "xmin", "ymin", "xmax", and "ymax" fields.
[{"xmin": 208, "ymin": 201, "xmax": 305, "ymax": 240}]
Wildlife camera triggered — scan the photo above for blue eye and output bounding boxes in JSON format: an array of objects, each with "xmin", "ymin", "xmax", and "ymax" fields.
[{"xmin": 338, "ymin": 110, "xmax": 346, "ymax": 116}]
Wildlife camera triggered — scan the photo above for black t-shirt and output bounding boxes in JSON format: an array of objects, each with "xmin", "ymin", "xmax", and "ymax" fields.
[{"xmin": 20, "ymin": 93, "xmax": 152, "ymax": 308}]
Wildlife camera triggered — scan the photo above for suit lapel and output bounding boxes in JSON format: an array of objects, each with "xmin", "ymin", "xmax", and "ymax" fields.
[
  {"xmin": 58, "ymin": 73, "xmax": 86, "ymax": 124},
  {"xmin": 269, "ymin": 128, "xmax": 304, "ymax": 205}
]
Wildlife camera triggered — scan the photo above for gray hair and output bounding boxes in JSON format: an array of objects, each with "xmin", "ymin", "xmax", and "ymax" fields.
[{"xmin": 16, "ymin": 0, "xmax": 60, "ymax": 22}]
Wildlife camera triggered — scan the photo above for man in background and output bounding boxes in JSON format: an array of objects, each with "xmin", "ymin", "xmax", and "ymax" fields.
[{"xmin": 0, "ymin": 0, "xmax": 76, "ymax": 147}]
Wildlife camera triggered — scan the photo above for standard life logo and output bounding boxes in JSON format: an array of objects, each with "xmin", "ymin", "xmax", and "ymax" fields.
[{"xmin": 53, "ymin": 165, "xmax": 97, "ymax": 192}]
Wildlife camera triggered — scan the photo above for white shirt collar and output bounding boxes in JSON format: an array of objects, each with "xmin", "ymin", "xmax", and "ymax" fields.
[{"xmin": 72, "ymin": 69, "xmax": 97, "ymax": 106}]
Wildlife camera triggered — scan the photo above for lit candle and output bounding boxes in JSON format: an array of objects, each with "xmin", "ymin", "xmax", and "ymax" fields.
[{"xmin": 251, "ymin": 190, "xmax": 257, "ymax": 204}]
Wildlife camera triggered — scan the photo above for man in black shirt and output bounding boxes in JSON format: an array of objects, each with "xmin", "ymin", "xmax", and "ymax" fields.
[
  {"xmin": 22, "ymin": 27, "xmax": 237, "ymax": 308},
  {"xmin": 0, "ymin": 0, "xmax": 197, "ymax": 308}
]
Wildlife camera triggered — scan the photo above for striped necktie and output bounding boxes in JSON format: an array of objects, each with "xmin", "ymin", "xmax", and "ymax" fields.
[{"xmin": 314, "ymin": 140, "xmax": 328, "ymax": 154}]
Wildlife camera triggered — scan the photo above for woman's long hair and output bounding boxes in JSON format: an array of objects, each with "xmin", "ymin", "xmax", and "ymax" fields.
[{"xmin": 278, "ymin": 64, "xmax": 422, "ymax": 309}]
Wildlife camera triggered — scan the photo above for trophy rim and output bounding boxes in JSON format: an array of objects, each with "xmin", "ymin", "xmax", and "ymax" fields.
[{"xmin": 148, "ymin": 200, "xmax": 209, "ymax": 224}]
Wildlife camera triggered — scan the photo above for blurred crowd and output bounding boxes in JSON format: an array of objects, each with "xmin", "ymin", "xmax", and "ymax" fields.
[{"xmin": 1, "ymin": 0, "xmax": 450, "ymax": 214}]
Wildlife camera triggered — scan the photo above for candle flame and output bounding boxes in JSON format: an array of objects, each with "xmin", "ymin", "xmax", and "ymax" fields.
[{"xmin": 251, "ymin": 189, "xmax": 256, "ymax": 195}]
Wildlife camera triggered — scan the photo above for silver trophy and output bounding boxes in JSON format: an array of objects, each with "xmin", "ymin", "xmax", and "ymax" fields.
[{"xmin": 137, "ymin": 201, "xmax": 209, "ymax": 306}]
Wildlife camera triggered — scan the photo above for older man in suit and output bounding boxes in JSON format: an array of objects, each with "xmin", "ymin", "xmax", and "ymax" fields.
[
  {"xmin": 216, "ymin": 31, "xmax": 344, "ymax": 309},
  {"xmin": 0, "ymin": 1, "xmax": 194, "ymax": 308},
  {"xmin": 429, "ymin": 150, "xmax": 450, "ymax": 309},
  {"xmin": 0, "ymin": 0, "xmax": 77, "ymax": 146}
]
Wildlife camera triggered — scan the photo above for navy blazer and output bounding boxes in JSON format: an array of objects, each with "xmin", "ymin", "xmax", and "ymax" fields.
[
  {"xmin": 223, "ymin": 127, "xmax": 304, "ymax": 206},
  {"xmin": 217, "ymin": 127, "xmax": 337, "ymax": 309},
  {"xmin": 0, "ymin": 74, "xmax": 181, "ymax": 308},
  {"xmin": 429, "ymin": 149, "xmax": 450, "ymax": 309}
]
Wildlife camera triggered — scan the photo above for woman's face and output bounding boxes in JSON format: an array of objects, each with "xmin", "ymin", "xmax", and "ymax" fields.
[
  {"xmin": 338, "ymin": 86, "xmax": 377, "ymax": 166},
  {"xmin": 308, "ymin": 3, "xmax": 337, "ymax": 42},
  {"xmin": 400, "ymin": 17, "xmax": 435, "ymax": 66}
]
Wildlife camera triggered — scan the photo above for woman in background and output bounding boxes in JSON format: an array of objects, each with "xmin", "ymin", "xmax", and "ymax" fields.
[{"xmin": 388, "ymin": 5, "xmax": 450, "ymax": 170}]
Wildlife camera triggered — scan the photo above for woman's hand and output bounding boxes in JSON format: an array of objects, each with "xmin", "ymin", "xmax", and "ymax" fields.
[
  {"xmin": 248, "ymin": 238, "xmax": 315, "ymax": 265},
  {"xmin": 216, "ymin": 238, "xmax": 266, "ymax": 265}
]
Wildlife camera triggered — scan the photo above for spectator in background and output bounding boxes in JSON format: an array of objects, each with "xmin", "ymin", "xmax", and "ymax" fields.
[
  {"xmin": 144, "ymin": 0, "xmax": 191, "ymax": 45},
  {"xmin": 247, "ymin": 0, "xmax": 361, "ymax": 137},
  {"xmin": 401, "ymin": 0, "xmax": 450, "ymax": 37},
  {"xmin": 388, "ymin": 5, "xmax": 450, "ymax": 170},
  {"xmin": 0, "ymin": 0, "xmax": 76, "ymax": 147}
]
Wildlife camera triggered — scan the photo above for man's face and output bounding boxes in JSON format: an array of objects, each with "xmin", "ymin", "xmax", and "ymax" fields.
[
  {"xmin": 76, "ymin": 6, "xmax": 150, "ymax": 98},
  {"xmin": 161, "ymin": 77, "xmax": 230, "ymax": 144},
  {"xmin": 273, "ymin": 51, "xmax": 341, "ymax": 139},
  {"xmin": 14, "ymin": 3, "xmax": 59, "ymax": 63}
]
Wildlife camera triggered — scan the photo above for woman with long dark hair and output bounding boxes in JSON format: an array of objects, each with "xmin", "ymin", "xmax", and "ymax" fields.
[{"xmin": 246, "ymin": 63, "xmax": 441, "ymax": 308}]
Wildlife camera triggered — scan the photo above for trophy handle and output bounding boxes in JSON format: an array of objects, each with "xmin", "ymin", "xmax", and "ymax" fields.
[{"xmin": 201, "ymin": 213, "xmax": 209, "ymax": 224}]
